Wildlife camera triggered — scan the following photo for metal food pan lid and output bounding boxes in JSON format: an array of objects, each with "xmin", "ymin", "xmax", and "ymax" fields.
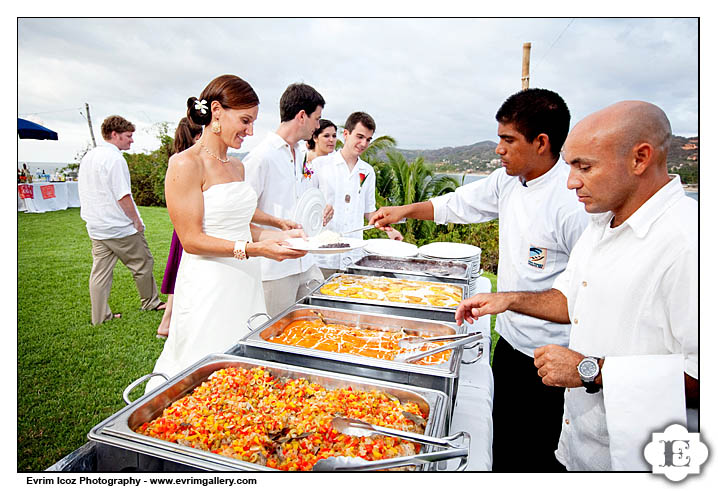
[{"xmin": 351, "ymin": 255, "xmax": 472, "ymax": 279}]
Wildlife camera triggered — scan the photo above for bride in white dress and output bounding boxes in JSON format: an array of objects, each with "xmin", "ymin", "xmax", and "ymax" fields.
[{"xmin": 147, "ymin": 75, "xmax": 306, "ymax": 392}]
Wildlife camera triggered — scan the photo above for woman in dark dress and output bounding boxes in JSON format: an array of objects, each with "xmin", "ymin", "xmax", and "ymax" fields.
[{"xmin": 157, "ymin": 117, "xmax": 202, "ymax": 338}]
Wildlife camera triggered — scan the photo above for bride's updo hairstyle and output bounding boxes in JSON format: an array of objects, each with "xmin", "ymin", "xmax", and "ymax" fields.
[{"xmin": 187, "ymin": 74, "xmax": 259, "ymax": 127}]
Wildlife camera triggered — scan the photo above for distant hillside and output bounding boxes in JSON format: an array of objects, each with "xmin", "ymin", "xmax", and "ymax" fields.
[
  {"xmin": 386, "ymin": 135, "xmax": 699, "ymax": 182},
  {"xmin": 231, "ymin": 134, "xmax": 698, "ymax": 184},
  {"xmin": 666, "ymin": 135, "xmax": 699, "ymax": 184},
  {"xmin": 378, "ymin": 140, "xmax": 500, "ymax": 173}
]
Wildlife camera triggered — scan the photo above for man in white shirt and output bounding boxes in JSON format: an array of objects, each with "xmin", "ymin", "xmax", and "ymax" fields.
[
  {"xmin": 313, "ymin": 111, "xmax": 402, "ymax": 277},
  {"xmin": 371, "ymin": 89, "xmax": 588, "ymax": 471},
  {"xmin": 456, "ymin": 101, "xmax": 698, "ymax": 471},
  {"xmin": 78, "ymin": 115, "xmax": 164, "ymax": 325},
  {"xmin": 244, "ymin": 83, "xmax": 331, "ymax": 316}
]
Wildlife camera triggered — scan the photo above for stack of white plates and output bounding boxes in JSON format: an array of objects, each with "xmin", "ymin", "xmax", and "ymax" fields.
[
  {"xmin": 418, "ymin": 242, "xmax": 483, "ymax": 292},
  {"xmin": 364, "ymin": 239, "xmax": 419, "ymax": 258},
  {"xmin": 418, "ymin": 242, "xmax": 481, "ymax": 263},
  {"xmin": 293, "ymin": 188, "xmax": 326, "ymax": 237}
]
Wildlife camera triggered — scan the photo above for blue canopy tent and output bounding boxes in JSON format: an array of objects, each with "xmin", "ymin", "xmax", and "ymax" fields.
[{"xmin": 18, "ymin": 118, "xmax": 58, "ymax": 140}]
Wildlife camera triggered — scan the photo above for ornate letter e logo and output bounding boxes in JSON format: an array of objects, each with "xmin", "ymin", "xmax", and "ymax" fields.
[{"xmin": 644, "ymin": 424, "xmax": 708, "ymax": 481}]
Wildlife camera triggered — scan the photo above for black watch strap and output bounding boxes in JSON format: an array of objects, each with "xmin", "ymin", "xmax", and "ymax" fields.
[{"xmin": 583, "ymin": 380, "xmax": 601, "ymax": 394}]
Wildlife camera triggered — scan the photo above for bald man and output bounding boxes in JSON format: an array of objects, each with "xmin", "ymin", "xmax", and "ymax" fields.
[{"xmin": 456, "ymin": 101, "xmax": 698, "ymax": 471}]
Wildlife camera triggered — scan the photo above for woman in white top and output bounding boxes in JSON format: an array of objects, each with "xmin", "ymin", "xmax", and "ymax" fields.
[
  {"xmin": 306, "ymin": 119, "xmax": 337, "ymax": 163},
  {"xmin": 147, "ymin": 74, "xmax": 306, "ymax": 392}
]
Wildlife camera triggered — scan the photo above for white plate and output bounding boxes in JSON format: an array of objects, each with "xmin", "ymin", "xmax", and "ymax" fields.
[
  {"xmin": 293, "ymin": 188, "xmax": 326, "ymax": 237},
  {"xmin": 284, "ymin": 237, "xmax": 368, "ymax": 254},
  {"xmin": 364, "ymin": 239, "xmax": 418, "ymax": 258},
  {"xmin": 418, "ymin": 242, "xmax": 482, "ymax": 259}
]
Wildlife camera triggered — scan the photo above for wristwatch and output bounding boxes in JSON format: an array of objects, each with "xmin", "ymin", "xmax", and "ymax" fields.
[{"xmin": 577, "ymin": 356, "xmax": 601, "ymax": 394}]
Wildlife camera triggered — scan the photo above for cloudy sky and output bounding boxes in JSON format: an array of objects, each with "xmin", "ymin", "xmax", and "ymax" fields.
[{"xmin": 18, "ymin": 17, "xmax": 698, "ymax": 165}]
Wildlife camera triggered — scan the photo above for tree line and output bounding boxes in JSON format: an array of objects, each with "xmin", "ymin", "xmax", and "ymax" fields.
[{"xmin": 123, "ymin": 125, "xmax": 500, "ymax": 273}]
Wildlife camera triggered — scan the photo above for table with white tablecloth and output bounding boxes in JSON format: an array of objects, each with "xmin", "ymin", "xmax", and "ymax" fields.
[
  {"xmin": 17, "ymin": 181, "xmax": 80, "ymax": 213},
  {"xmin": 449, "ymin": 275, "xmax": 494, "ymax": 471}
]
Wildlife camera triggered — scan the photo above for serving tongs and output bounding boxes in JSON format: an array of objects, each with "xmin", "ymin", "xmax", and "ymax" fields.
[
  {"xmin": 397, "ymin": 331, "xmax": 477, "ymax": 348},
  {"xmin": 342, "ymin": 219, "xmax": 406, "ymax": 235},
  {"xmin": 310, "ymin": 310, "xmax": 329, "ymax": 326},
  {"xmin": 312, "ymin": 417, "xmax": 470, "ymax": 471},
  {"xmin": 393, "ymin": 332, "xmax": 483, "ymax": 363}
]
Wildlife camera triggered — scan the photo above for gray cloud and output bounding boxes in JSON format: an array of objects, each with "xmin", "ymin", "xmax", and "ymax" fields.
[{"xmin": 18, "ymin": 17, "xmax": 698, "ymax": 163}]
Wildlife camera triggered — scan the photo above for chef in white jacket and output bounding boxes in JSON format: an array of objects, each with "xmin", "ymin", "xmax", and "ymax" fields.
[
  {"xmin": 371, "ymin": 88, "xmax": 588, "ymax": 471},
  {"xmin": 456, "ymin": 100, "xmax": 698, "ymax": 471}
]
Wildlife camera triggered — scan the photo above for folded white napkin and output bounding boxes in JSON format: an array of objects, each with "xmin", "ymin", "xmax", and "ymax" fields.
[{"xmin": 602, "ymin": 354, "xmax": 686, "ymax": 470}]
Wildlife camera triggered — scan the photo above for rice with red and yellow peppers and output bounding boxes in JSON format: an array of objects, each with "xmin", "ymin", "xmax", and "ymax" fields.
[{"xmin": 137, "ymin": 366, "xmax": 427, "ymax": 471}]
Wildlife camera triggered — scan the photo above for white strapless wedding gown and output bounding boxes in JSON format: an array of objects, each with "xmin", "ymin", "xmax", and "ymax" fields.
[{"xmin": 147, "ymin": 181, "xmax": 265, "ymax": 392}]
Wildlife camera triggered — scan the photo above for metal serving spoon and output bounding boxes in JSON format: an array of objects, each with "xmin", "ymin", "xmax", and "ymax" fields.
[
  {"xmin": 342, "ymin": 219, "xmax": 406, "ymax": 235},
  {"xmin": 330, "ymin": 417, "xmax": 468, "ymax": 449},
  {"xmin": 313, "ymin": 418, "xmax": 470, "ymax": 471},
  {"xmin": 312, "ymin": 448, "xmax": 469, "ymax": 471}
]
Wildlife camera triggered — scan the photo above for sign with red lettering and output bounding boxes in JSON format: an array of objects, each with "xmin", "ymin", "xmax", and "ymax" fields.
[
  {"xmin": 18, "ymin": 185, "xmax": 34, "ymax": 199},
  {"xmin": 41, "ymin": 185, "xmax": 56, "ymax": 200}
]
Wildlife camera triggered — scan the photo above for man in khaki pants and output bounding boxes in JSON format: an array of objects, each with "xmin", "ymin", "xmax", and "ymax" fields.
[{"xmin": 78, "ymin": 115, "xmax": 165, "ymax": 325}]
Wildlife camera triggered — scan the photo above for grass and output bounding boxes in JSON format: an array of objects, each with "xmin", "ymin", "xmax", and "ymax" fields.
[{"xmin": 16, "ymin": 207, "xmax": 498, "ymax": 471}]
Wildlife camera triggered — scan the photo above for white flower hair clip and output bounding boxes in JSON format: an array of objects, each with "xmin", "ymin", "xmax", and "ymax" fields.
[{"xmin": 194, "ymin": 99, "xmax": 208, "ymax": 114}]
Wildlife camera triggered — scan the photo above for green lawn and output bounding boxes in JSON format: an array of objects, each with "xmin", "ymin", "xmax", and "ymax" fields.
[{"xmin": 17, "ymin": 207, "xmax": 497, "ymax": 471}]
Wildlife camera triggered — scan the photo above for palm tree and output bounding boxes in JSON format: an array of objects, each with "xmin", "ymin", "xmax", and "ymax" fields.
[
  {"xmin": 361, "ymin": 135, "xmax": 397, "ymax": 164},
  {"xmin": 382, "ymin": 151, "xmax": 458, "ymax": 243},
  {"xmin": 334, "ymin": 133, "xmax": 397, "ymax": 165},
  {"xmin": 428, "ymin": 174, "xmax": 462, "ymax": 197},
  {"xmin": 373, "ymin": 161, "xmax": 396, "ymax": 208}
]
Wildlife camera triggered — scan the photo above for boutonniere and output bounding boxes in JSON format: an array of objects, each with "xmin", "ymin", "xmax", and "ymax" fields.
[
  {"xmin": 358, "ymin": 172, "xmax": 367, "ymax": 193},
  {"xmin": 302, "ymin": 153, "xmax": 313, "ymax": 180}
]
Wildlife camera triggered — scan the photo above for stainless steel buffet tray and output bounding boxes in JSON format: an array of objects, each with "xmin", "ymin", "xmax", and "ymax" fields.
[
  {"xmin": 304, "ymin": 273, "xmax": 468, "ymax": 324},
  {"xmin": 347, "ymin": 255, "xmax": 473, "ymax": 284},
  {"xmin": 236, "ymin": 306, "xmax": 468, "ymax": 414},
  {"xmin": 88, "ymin": 354, "xmax": 449, "ymax": 472}
]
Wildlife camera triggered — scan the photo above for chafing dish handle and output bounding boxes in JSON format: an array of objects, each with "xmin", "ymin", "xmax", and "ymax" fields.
[
  {"xmin": 122, "ymin": 373, "xmax": 169, "ymax": 405},
  {"xmin": 341, "ymin": 255, "xmax": 354, "ymax": 269},
  {"xmin": 461, "ymin": 342, "xmax": 484, "ymax": 365},
  {"xmin": 246, "ymin": 312, "xmax": 271, "ymax": 331},
  {"xmin": 303, "ymin": 277, "xmax": 323, "ymax": 292}
]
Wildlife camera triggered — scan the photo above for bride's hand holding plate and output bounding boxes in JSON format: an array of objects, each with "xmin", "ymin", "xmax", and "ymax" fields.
[
  {"xmin": 282, "ymin": 228, "xmax": 307, "ymax": 240},
  {"xmin": 247, "ymin": 239, "xmax": 307, "ymax": 261}
]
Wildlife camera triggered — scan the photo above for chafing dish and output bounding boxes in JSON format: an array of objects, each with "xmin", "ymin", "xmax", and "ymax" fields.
[
  {"xmin": 236, "ymin": 306, "xmax": 480, "ymax": 423},
  {"xmin": 347, "ymin": 255, "xmax": 477, "ymax": 294},
  {"xmin": 302, "ymin": 273, "xmax": 469, "ymax": 324},
  {"xmin": 88, "ymin": 354, "xmax": 450, "ymax": 472}
]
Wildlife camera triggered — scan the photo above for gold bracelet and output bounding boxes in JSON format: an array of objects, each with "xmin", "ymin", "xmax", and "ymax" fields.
[{"xmin": 233, "ymin": 240, "xmax": 247, "ymax": 260}]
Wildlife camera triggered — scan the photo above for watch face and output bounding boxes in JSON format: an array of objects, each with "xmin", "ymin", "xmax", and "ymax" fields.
[{"xmin": 578, "ymin": 359, "xmax": 599, "ymax": 378}]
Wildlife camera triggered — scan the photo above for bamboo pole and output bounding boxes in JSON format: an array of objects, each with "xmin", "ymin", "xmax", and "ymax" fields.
[
  {"xmin": 85, "ymin": 102, "xmax": 97, "ymax": 147},
  {"xmin": 521, "ymin": 42, "xmax": 531, "ymax": 90}
]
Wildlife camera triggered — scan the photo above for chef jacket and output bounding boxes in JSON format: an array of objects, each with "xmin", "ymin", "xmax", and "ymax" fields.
[{"xmin": 430, "ymin": 162, "xmax": 588, "ymax": 356}]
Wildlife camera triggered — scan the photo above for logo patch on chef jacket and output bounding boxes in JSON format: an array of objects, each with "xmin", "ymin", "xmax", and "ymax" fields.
[{"xmin": 528, "ymin": 246, "xmax": 547, "ymax": 269}]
